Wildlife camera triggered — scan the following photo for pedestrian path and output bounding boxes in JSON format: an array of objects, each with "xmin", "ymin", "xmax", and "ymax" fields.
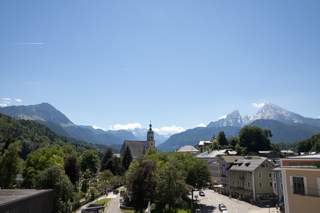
[{"xmin": 75, "ymin": 194, "xmax": 118, "ymax": 213}]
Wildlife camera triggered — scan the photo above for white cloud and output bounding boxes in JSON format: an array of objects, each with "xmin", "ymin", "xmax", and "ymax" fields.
[
  {"xmin": 109, "ymin": 123, "xmax": 142, "ymax": 130},
  {"xmin": 159, "ymin": 125, "xmax": 185, "ymax": 133},
  {"xmin": 4, "ymin": 101, "xmax": 10, "ymax": 104},
  {"xmin": 153, "ymin": 128, "xmax": 160, "ymax": 131},
  {"xmin": 3, "ymin": 98, "xmax": 11, "ymax": 101},
  {"xmin": 0, "ymin": 104, "xmax": 7, "ymax": 107},
  {"xmin": 219, "ymin": 115, "xmax": 227, "ymax": 120},
  {"xmin": 252, "ymin": 103, "xmax": 265, "ymax": 108},
  {"xmin": 15, "ymin": 99, "xmax": 22, "ymax": 102},
  {"xmin": 197, "ymin": 123, "xmax": 206, "ymax": 127},
  {"xmin": 318, "ymin": 116, "xmax": 320, "ymax": 119},
  {"xmin": 92, "ymin": 125, "xmax": 105, "ymax": 131}
]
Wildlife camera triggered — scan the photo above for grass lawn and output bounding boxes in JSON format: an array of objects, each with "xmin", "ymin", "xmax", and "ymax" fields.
[
  {"xmin": 92, "ymin": 198, "xmax": 111, "ymax": 206},
  {"xmin": 120, "ymin": 207, "xmax": 135, "ymax": 213},
  {"xmin": 120, "ymin": 186, "xmax": 127, "ymax": 190}
]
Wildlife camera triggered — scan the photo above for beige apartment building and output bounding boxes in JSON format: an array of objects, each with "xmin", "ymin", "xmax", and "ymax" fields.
[{"xmin": 281, "ymin": 155, "xmax": 320, "ymax": 213}]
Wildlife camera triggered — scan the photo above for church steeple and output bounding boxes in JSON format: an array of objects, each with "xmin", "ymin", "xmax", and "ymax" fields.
[{"xmin": 147, "ymin": 122, "xmax": 155, "ymax": 148}]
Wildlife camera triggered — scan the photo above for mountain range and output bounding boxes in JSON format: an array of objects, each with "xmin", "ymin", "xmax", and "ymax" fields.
[
  {"xmin": 0, "ymin": 103, "xmax": 168, "ymax": 149},
  {"xmin": 1, "ymin": 102, "xmax": 319, "ymax": 152},
  {"xmin": 158, "ymin": 103, "xmax": 320, "ymax": 151}
]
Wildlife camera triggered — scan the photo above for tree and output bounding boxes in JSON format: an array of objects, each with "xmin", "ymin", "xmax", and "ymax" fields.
[
  {"xmin": 64, "ymin": 156, "xmax": 80, "ymax": 185},
  {"xmin": 33, "ymin": 165, "xmax": 74, "ymax": 213},
  {"xmin": 176, "ymin": 153, "xmax": 211, "ymax": 210},
  {"xmin": 228, "ymin": 137, "xmax": 238, "ymax": 149},
  {"xmin": 122, "ymin": 146, "xmax": 133, "ymax": 170},
  {"xmin": 0, "ymin": 141, "xmax": 22, "ymax": 188},
  {"xmin": 238, "ymin": 126, "xmax": 272, "ymax": 152},
  {"xmin": 217, "ymin": 131, "xmax": 228, "ymax": 147},
  {"xmin": 80, "ymin": 149, "xmax": 99, "ymax": 173},
  {"xmin": 155, "ymin": 157, "xmax": 190, "ymax": 213},
  {"xmin": 22, "ymin": 146, "xmax": 65, "ymax": 188},
  {"xmin": 211, "ymin": 134, "xmax": 216, "ymax": 142},
  {"xmin": 100, "ymin": 148, "xmax": 113, "ymax": 172},
  {"xmin": 103, "ymin": 158, "xmax": 116, "ymax": 174},
  {"xmin": 127, "ymin": 156, "xmax": 157, "ymax": 213},
  {"xmin": 113, "ymin": 156, "xmax": 125, "ymax": 175}
]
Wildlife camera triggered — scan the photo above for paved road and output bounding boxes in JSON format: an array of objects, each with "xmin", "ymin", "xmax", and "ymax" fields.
[
  {"xmin": 195, "ymin": 189, "xmax": 279, "ymax": 213},
  {"xmin": 105, "ymin": 193, "xmax": 122, "ymax": 213},
  {"xmin": 75, "ymin": 193, "xmax": 120, "ymax": 213}
]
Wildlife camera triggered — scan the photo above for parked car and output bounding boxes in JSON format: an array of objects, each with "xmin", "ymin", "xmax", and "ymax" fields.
[
  {"xmin": 221, "ymin": 211, "xmax": 228, "ymax": 213},
  {"xmin": 199, "ymin": 191, "xmax": 205, "ymax": 196},
  {"xmin": 113, "ymin": 189, "xmax": 119, "ymax": 194},
  {"xmin": 219, "ymin": 203, "xmax": 227, "ymax": 211}
]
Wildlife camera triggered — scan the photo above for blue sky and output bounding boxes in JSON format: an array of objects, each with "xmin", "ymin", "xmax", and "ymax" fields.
[{"xmin": 1, "ymin": 0, "xmax": 320, "ymax": 135}]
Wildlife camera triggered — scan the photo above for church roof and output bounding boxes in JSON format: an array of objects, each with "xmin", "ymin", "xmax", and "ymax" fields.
[{"xmin": 122, "ymin": 140, "xmax": 147, "ymax": 159}]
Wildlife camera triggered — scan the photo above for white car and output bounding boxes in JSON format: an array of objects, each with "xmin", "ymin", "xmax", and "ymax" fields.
[{"xmin": 222, "ymin": 211, "xmax": 228, "ymax": 213}]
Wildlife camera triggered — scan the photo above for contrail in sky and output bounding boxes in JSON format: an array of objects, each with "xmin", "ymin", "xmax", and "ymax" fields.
[{"xmin": 7, "ymin": 43, "xmax": 44, "ymax": 45}]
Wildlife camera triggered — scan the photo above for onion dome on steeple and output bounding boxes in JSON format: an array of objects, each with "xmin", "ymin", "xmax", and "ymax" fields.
[{"xmin": 147, "ymin": 122, "xmax": 154, "ymax": 134}]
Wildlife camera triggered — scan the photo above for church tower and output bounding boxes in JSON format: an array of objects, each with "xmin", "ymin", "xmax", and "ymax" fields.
[{"xmin": 147, "ymin": 122, "xmax": 155, "ymax": 149}]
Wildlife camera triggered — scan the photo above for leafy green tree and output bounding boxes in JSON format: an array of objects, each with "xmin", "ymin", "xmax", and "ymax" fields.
[
  {"xmin": 174, "ymin": 153, "xmax": 211, "ymax": 210},
  {"xmin": 0, "ymin": 141, "xmax": 22, "ymax": 188},
  {"xmin": 80, "ymin": 149, "xmax": 99, "ymax": 173},
  {"xmin": 235, "ymin": 143, "xmax": 242, "ymax": 155},
  {"xmin": 155, "ymin": 157, "xmax": 190, "ymax": 213},
  {"xmin": 238, "ymin": 126, "xmax": 271, "ymax": 152},
  {"xmin": 211, "ymin": 134, "xmax": 216, "ymax": 142},
  {"xmin": 217, "ymin": 131, "xmax": 228, "ymax": 147},
  {"xmin": 33, "ymin": 165, "xmax": 74, "ymax": 213},
  {"xmin": 22, "ymin": 146, "xmax": 64, "ymax": 188},
  {"xmin": 270, "ymin": 142, "xmax": 280, "ymax": 152},
  {"xmin": 127, "ymin": 156, "xmax": 157, "ymax": 213},
  {"xmin": 64, "ymin": 156, "xmax": 80, "ymax": 185},
  {"xmin": 146, "ymin": 147, "xmax": 157, "ymax": 156},
  {"xmin": 122, "ymin": 146, "xmax": 133, "ymax": 170},
  {"xmin": 228, "ymin": 137, "xmax": 238, "ymax": 149}
]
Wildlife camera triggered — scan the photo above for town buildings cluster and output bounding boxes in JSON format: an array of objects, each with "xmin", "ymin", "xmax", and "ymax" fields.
[{"xmin": 176, "ymin": 141, "xmax": 320, "ymax": 213}]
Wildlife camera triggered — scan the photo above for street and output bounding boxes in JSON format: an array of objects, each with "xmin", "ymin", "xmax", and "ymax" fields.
[{"xmin": 195, "ymin": 189, "xmax": 279, "ymax": 213}]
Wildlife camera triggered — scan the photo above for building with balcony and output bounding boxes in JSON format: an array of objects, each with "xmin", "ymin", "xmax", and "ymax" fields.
[{"xmin": 281, "ymin": 154, "xmax": 320, "ymax": 213}]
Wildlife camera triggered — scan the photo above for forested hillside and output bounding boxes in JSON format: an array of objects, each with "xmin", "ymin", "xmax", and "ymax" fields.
[{"xmin": 0, "ymin": 113, "xmax": 111, "ymax": 159}]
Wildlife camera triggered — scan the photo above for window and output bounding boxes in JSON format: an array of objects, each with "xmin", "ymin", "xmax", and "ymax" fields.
[
  {"xmin": 236, "ymin": 172, "xmax": 239, "ymax": 176},
  {"xmin": 273, "ymin": 172, "xmax": 276, "ymax": 178},
  {"xmin": 269, "ymin": 172, "xmax": 272, "ymax": 178},
  {"xmin": 241, "ymin": 172, "xmax": 244, "ymax": 178},
  {"xmin": 280, "ymin": 173, "xmax": 282, "ymax": 179},
  {"xmin": 292, "ymin": 177, "xmax": 306, "ymax": 195},
  {"xmin": 261, "ymin": 163, "xmax": 265, "ymax": 168},
  {"xmin": 247, "ymin": 181, "xmax": 250, "ymax": 187},
  {"xmin": 259, "ymin": 182, "xmax": 263, "ymax": 188},
  {"xmin": 274, "ymin": 182, "xmax": 277, "ymax": 189},
  {"xmin": 242, "ymin": 181, "xmax": 245, "ymax": 187},
  {"xmin": 258, "ymin": 172, "xmax": 262, "ymax": 178},
  {"xmin": 270, "ymin": 182, "xmax": 273, "ymax": 188},
  {"xmin": 247, "ymin": 173, "xmax": 250, "ymax": 178},
  {"xmin": 232, "ymin": 180, "xmax": 234, "ymax": 185},
  {"xmin": 237, "ymin": 180, "xmax": 239, "ymax": 186},
  {"xmin": 280, "ymin": 183, "xmax": 283, "ymax": 190}
]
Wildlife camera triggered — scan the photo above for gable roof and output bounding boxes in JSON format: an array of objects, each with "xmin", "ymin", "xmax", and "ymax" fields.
[
  {"xmin": 229, "ymin": 158, "xmax": 272, "ymax": 172},
  {"xmin": 122, "ymin": 140, "xmax": 147, "ymax": 159},
  {"xmin": 177, "ymin": 145, "xmax": 199, "ymax": 153},
  {"xmin": 220, "ymin": 155, "xmax": 245, "ymax": 163}
]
